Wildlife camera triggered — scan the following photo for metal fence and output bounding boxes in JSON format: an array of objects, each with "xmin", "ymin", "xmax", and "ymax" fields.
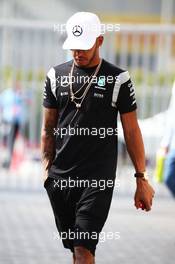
[{"xmin": 103, "ymin": 24, "xmax": 175, "ymax": 118}]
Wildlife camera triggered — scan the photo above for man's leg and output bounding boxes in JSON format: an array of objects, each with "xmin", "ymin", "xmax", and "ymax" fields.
[
  {"xmin": 164, "ymin": 150, "xmax": 175, "ymax": 197},
  {"xmin": 72, "ymin": 184, "xmax": 114, "ymax": 264},
  {"xmin": 74, "ymin": 246, "xmax": 95, "ymax": 264},
  {"xmin": 4, "ymin": 122, "xmax": 19, "ymax": 168}
]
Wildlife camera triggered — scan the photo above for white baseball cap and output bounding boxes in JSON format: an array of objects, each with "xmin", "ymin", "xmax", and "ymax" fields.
[{"xmin": 62, "ymin": 12, "xmax": 102, "ymax": 50}]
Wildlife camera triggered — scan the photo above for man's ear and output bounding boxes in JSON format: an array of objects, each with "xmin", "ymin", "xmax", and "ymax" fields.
[{"xmin": 97, "ymin": 35, "xmax": 104, "ymax": 47}]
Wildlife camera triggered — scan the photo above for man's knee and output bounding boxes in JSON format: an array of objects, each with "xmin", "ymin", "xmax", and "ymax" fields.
[{"xmin": 74, "ymin": 246, "xmax": 94, "ymax": 264}]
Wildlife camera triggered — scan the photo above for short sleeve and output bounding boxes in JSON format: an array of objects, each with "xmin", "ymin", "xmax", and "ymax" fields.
[
  {"xmin": 116, "ymin": 72, "xmax": 137, "ymax": 114},
  {"xmin": 43, "ymin": 68, "xmax": 57, "ymax": 108}
]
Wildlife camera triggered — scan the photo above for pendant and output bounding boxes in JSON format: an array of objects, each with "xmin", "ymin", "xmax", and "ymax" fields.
[{"xmin": 76, "ymin": 103, "xmax": 81, "ymax": 108}]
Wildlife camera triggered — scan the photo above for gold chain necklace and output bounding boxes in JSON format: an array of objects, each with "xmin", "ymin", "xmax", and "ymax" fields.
[
  {"xmin": 70, "ymin": 59, "xmax": 102, "ymax": 109},
  {"xmin": 71, "ymin": 69, "xmax": 96, "ymax": 96}
]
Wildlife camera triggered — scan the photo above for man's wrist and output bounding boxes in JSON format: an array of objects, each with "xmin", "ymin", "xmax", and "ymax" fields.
[{"xmin": 134, "ymin": 171, "xmax": 149, "ymax": 181}]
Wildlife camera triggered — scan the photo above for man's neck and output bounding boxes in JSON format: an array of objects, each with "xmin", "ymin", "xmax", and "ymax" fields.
[{"xmin": 87, "ymin": 57, "xmax": 101, "ymax": 68}]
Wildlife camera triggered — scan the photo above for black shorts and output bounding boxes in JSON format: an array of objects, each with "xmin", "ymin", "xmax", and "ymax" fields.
[{"xmin": 44, "ymin": 176, "xmax": 114, "ymax": 256}]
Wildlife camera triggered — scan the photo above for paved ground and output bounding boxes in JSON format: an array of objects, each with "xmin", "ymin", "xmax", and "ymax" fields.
[{"xmin": 0, "ymin": 167, "xmax": 175, "ymax": 264}]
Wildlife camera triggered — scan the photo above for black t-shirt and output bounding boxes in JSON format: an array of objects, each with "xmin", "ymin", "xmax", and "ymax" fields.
[{"xmin": 43, "ymin": 59, "xmax": 137, "ymax": 180}]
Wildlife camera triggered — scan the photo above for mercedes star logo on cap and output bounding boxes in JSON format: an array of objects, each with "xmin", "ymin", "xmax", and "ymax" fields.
[{"xmin": 72, "ymin": 25, "xmax": 83, "ymax": 37}]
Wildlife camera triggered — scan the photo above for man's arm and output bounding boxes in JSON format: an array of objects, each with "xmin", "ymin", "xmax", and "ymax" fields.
[
  {"xmin": 41, "ymin": 108, "xmax": 58, "ymax": 181},
  {"xmin": 120, "ymin": 110, "xmax": 155, "ymax": 211}
]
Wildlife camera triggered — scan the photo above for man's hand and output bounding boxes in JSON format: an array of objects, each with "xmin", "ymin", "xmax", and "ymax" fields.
[
  {"xmin": 42, "ymin": 157, "xmax": 53, "ymax": 182},
  {"xmin": 134, "ymin": 178, "xmax": 155, "ymax": 211}
]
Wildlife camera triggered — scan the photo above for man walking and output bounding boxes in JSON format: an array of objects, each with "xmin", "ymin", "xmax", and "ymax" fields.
[{"xmin": 41, "ymin": 12, "xmax": 155, "ymax": 264}]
